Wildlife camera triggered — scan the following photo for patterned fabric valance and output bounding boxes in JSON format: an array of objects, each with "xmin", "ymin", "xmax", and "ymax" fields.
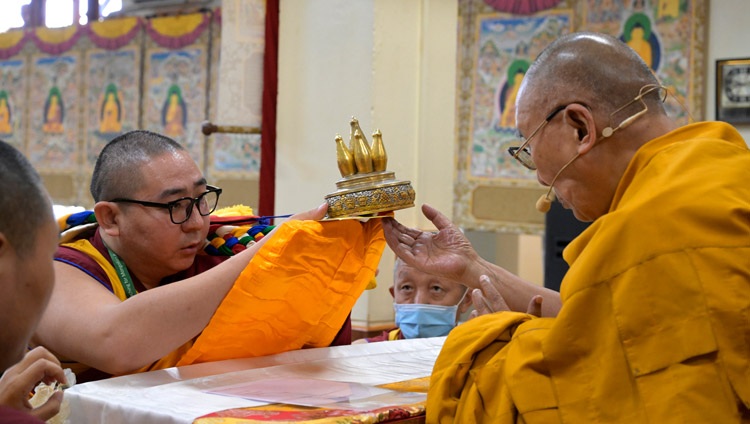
[
  {"xmin": 31, "ymin": 25, "xmax": 83, "ymax": 55},
  {"xmin": 87, "ymin": 17, "xmax": 141, "ymax": 50},
  {"xmin": 145, "ymin": 13, "xmax": 210, "ymax": 49}
]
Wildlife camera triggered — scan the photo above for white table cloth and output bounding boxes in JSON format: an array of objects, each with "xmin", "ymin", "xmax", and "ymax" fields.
[{"xmin": 66, "ymin": 337, "xmax": 445, "ymax": 424}]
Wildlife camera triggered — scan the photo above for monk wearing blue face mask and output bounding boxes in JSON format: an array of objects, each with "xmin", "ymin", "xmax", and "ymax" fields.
[{"xmin": 362, "ymin": 258, "xmax": 472, "ymax": 342}]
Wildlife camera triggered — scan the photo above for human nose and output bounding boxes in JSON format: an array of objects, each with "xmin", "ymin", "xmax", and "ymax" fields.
[
  {"xmin": 181, "ymin": 200, "xmax": 205, "ymax": 230},
  {"xmin": 414, "ymin": 291, "xmax": 429, "ymax": 305}
]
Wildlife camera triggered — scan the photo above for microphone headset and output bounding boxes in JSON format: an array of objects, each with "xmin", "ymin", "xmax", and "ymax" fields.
[
  {"xmin": 536, "ymin": 152, "xmax": 580, "ymax": 213},
  {"xmin": 535, "ymin": 84, "xmax": 666, "ymax": 213}
]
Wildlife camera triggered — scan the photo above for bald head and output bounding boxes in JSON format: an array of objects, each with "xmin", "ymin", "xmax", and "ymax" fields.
[
  {"xmin": 91, "ymin": 130, "xmax": 185, "ymax": 202},
  {"xmin": 521, "ymin": 32, "xmax": 665, "ymax": 114}
]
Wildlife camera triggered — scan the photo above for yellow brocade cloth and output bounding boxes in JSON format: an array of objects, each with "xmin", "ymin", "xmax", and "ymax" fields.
[
  {"xmin": 427, "ymin": 122, "xmax": 750, "ymax": 423},
  {"xmin": 179, "ymin": 218, "xmax": 385, "ymax": 365}
]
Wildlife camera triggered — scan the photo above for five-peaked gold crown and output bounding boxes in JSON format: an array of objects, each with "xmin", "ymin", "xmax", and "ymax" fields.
[{"xmin": 325, "ymin": 117, "xmax": 415, "ymax": 218}]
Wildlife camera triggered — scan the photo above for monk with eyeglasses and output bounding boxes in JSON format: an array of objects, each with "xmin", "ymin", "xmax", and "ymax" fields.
[
  {"xmin": 384, "ymin": 32, "xmax": 750, "ymax": 422},
  {"xmin": 31, "ymin": 130, "xmax": 352, "ymax": 382}
]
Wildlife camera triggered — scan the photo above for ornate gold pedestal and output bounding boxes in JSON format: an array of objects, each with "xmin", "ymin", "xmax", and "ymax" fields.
[
  {"xmin": 325, "ymin": 171, "xmax": 415, "ymax": 218},
  {"xmin": 324, "ymin": 118, "xmax": 415, "ymax": 219}
]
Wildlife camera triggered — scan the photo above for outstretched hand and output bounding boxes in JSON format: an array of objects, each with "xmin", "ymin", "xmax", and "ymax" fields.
[
  {"xmin": 382, "ymin": 204, "xmax": 481, "ymax": 282},
  {"xmin": 0, "ymin": 347, "xmax": 67, "ymax": 421}
]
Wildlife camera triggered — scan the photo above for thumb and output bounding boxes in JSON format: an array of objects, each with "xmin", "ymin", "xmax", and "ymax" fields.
[{"xmin": 30, "ymin": 390, "xmax": 63, "ymax": 422}]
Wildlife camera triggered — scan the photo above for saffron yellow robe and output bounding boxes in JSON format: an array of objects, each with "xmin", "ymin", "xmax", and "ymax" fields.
[{"xmin": 428, "ymin": 122, "xmax": 750, "ymax": 423}]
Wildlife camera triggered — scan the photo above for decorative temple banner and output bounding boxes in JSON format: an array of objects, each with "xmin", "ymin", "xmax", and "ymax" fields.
[
  {"xmin": 143, "ymin": 13, "xmax": 211, "ymax": 169},
  {"xmin": 580, "ymin": 0, "xmax": 707, "ymax": 124},
  {"xmin": 0, "ymin": 29, "xmax": 30, "ymax": 60},
  {"xmin": 28, "ymin": 53, "xmax": 81, "ymax": 172},
  {"xmin": 0, "ymin": 10, "xmax": 235, "ymax": 208},
  {"xmin": 455, "ymin": 1, "xmax": 574, "ymax": 233},
  {"xmin": 467, "ymin": 12, "xmax": 572, "ymax": 183},
  {"xmin": 209, "ymin": 0, "xmax": 263, "ymax": 176},
  {"xmin": 143, "ymin": 47, "xmax": 208, "ymax": 168},
  {"xmin": 31, "ymin": 26, "xmax": 83, "ymax": 55},
  {"xmin": 86, "ymin": 16, "xmax": 141, "ymax": 50},
  {"xmin": 454, "ymin": 0, "xmax": 707, "ymax": 233},
  {"xmin": 0, "ymin": 58, "xmax": 29, "ymax": 151},
  {"xmin": 84, "ymin": 46, "xmax": 141, "ymax": 168}
]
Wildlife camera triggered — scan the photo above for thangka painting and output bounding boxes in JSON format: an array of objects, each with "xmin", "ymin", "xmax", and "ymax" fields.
[
  {"xmin": 208, "ymin": 4, "xmax": 262, "ymax": 176},
  {"xmin": 454, "ymin": 0, "xmax": 706, "ymax": 233},
  {"xmin": 454, "ymin": 1, "xmax": 574, "ymax": 233},
  {"xmin": 468, "ymin": 12, "xmax": 573, "ymax": 183},
  {"xmin": 0, "ymin": 58, "xmax": 28, "ymax": 151},
  {"xmin": 28, "ymin": 54, "xmax": 81, "ymax": 172},
  {"xmin": 580, "ymin": 0, "xmax": 707, "ymax": 123},
  {"xmin": 84, "ymin": 47, "xmax": 141, "ymax": 168},
  {"xmin": 143, "ymin": 46, "xmax": 208, "ymax": 169}
]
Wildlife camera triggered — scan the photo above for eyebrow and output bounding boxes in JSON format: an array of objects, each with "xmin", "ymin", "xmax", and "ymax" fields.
[{"xmin": 157, "ymin": 177, "xmax": 208, "ymax": 199}]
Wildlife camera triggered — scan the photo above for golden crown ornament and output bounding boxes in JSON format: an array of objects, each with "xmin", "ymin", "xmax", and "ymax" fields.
[{"xmin": 324, "ymin": 117, "xmax": 415, "ymax": 218}]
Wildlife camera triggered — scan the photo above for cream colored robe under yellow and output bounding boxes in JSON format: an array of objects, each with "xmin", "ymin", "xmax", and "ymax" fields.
[{"xmin": 428, "ymin": 122, "xmax": 750, "ymax": 423}]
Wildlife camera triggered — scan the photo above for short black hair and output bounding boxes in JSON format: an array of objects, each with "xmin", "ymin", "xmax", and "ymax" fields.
[
  {"xmin": 90, "ymin": 130, "xmax": 185, "ymax": 202},
  {"xmin": 0, "ymin": 140, "xmax": 52, "ymax": 256}
]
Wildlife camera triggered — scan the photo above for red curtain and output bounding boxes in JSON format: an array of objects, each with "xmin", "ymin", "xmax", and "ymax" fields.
[{"xmin": 259, "ymin": 0, "xmax": 279, "ymax": 216}]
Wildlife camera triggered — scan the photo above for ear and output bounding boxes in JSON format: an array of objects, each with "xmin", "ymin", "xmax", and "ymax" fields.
[
  {"xmin": 458, "ymin": 289, "xmax": 473, "ymax": 315},
  {"xmin": 388, "ymin": 285, "xmax": 394, "ymax": 298},
  {"xmin": 564, "ymin": 104, "xmax": 597, "ymax": 155},
  {"xmin": 93, "ymin": 201, "xmax": 121, "ymax": 237}
]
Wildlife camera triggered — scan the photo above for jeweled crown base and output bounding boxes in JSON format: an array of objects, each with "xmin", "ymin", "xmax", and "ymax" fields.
[{"xmin": 325, "ymin": 171, "xmax": 415, "ymax": 218}]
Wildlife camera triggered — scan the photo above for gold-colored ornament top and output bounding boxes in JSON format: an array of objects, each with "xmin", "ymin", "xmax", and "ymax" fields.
[{"xmin": 325, "ymin": 117, "xmax": 415, "ymax": 218}]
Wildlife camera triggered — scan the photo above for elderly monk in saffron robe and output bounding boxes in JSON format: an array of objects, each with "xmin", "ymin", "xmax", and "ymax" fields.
[{"xmin": 383, "ymin": 32, "xmax": 750, "ymax": 423}]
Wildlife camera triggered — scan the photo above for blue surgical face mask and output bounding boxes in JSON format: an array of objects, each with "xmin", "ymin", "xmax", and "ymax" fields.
[{"xmin": 393, "ymin": 290, "xmax": 467, "ymax": 339}]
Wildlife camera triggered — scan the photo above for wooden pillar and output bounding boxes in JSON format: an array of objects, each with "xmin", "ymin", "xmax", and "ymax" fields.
[
  {"xmin": 26, "ymin": 0, "xmax": 45, "ymax": 28},
  {"xmin": 88, "ymin": 0, "xmax": 99, "ymax": 22}
]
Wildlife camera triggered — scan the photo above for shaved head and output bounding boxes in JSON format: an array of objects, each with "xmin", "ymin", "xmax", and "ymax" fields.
[
  {"xmin": 521, "ymin": 32, "xmax": 665, "ymax": 114},
  {"xmin": 90, "ymin": 130, "xmax": 185, "ymax": 202}
]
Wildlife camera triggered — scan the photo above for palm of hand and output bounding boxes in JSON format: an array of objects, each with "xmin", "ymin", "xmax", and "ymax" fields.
[{"xmin": 410, "ymin": 228, "xmax": 476, "ymax": 282}]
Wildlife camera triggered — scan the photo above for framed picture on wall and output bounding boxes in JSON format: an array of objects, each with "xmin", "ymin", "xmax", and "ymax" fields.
[{"xmin": 716, "ymin": 58, "xmax": 750, "ymax": 125}]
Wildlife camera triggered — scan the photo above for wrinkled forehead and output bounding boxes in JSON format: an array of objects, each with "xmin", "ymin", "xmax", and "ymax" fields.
[{"xmin": 396, "ymin": 265, "xmax": 466, "ymax": 291}]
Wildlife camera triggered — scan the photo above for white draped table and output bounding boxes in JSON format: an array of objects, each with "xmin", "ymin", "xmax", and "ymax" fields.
[{"xmin": 66, "ymin": 337, "xmax": 445, "ymax": 424}]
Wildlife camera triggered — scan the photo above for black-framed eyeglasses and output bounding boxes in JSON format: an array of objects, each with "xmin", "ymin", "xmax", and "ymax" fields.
[
  {"xmin": 507, "ymin": 104, "xmax": 568, "ymax": 171},
  {"xmin": 109, "ymin": 185, "xmax": 222, "ymax": 224}
]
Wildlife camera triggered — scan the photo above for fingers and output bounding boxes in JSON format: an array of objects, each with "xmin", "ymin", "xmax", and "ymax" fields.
[
  {"xmin": 478, "ymin": 274, "xmax": 510, "ymax": 312},
  {"xmin": 381, "ymin": 218, "xmax": 420, "ymax": 263},
  {"xmin": 421, "ymin": 204, "xmax": 453, "ymax": 231},
  {"xmin": 470, "ymin": 274, "xmax": 511, "ymax": 318},
  {"xmin": 526, "ymin": 295, "xmax": 543, "ymax": 317},
  {"xmin": 289, "ymin": 203, "xmax": 329, "ymax": 221},
  {"xmin": 0, "ymin": 347, "xmax": 65, "ymax": 418},
  {"xmin": 15, "ymin": 356, "xmax": 67, "ymax": 395},
  {"xmin": 29, "ymin": 390, "xmax": 63, "ymax": 422},
  {"xmin": 383, "ymin": 216, "xmax": 423, "ymax": 241},
  {"xmin": 470, "ymin": 289, "xmax": 493, "ymax": 317}
]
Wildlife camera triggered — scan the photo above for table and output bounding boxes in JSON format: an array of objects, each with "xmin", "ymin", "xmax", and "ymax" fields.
[{"xmin": 66, "ymin": 337, "xmax": 445, "ymax": 423}]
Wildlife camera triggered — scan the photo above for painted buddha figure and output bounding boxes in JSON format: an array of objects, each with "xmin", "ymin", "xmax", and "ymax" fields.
[
  {"xmin": 43, "ymin": 86, "xmax": 64, "ymax": 134},
  {"xmin": 162, "ymin": 84, "xmax": 186, "ymax": 138},
  {"xmin": 0, "ymin": 91, "xmax": 12, "ymax": 135},
  {"xmin": 622, "ymin": 12, "xmax": 660, "ymax": 71},
  {"xmin": 499, "ymin": 59, "xmax": 529, "ymax": 128},
  {"xmin": 99, "ymin": 83, "xmax": 122, "ymax": 134}
]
